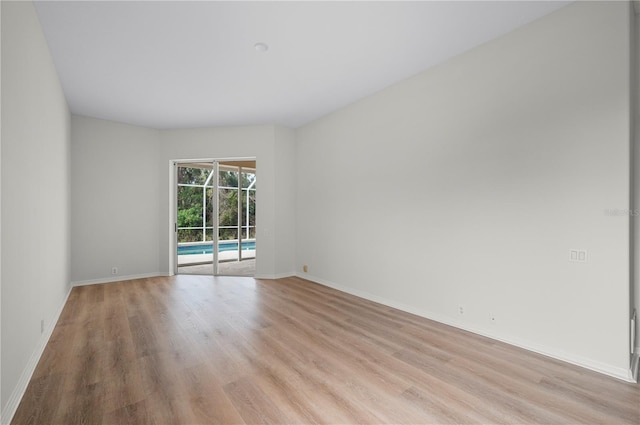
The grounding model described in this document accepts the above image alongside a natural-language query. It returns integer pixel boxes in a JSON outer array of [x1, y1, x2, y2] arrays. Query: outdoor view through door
[[176, 160, 256, 276]]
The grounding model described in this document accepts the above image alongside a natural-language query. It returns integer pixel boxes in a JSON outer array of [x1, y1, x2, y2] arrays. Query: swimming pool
[[178, 241, 256, 256]]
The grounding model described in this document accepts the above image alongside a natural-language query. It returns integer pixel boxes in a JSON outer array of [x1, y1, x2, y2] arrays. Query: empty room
[[1, 0, 640, 424]]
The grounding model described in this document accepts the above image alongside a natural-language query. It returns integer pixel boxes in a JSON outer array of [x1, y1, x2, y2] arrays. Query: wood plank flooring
[[11, 275, 640, 424]]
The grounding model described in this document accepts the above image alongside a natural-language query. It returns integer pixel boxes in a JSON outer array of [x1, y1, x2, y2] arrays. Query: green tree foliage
[[177, 167, 256, 242], [178, 166, 210, 185], [219, 170, 238, 188]]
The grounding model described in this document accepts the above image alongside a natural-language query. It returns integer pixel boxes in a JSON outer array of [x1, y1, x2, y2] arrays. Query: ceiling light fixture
[[254, 42, 269, 53]]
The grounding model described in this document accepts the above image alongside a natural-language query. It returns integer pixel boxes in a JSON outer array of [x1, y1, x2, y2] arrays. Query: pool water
[[178, 241, 256, 256]]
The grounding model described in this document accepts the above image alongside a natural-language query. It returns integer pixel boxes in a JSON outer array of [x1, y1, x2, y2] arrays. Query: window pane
[[219, 227, 238, 241], [205, 187, 214, 226], [218, 170, 238, 188], [177, 186, 203, 228], [178, 166, 211, 185], [242, 172, 256, 189], [241, 190, 256, 227], [178, 228, 201, 243], [218, 188, 238, 227]]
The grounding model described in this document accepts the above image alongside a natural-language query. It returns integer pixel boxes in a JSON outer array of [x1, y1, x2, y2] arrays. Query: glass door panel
[[176, 163, 214, 275], [175, 160, 256, 276], [217, 168, 239, 273]]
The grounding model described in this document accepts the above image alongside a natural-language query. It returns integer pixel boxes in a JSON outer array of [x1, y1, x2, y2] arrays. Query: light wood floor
[[12, 275, 640, 425]]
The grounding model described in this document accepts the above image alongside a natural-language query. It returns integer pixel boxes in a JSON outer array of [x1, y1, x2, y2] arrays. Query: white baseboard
[[296, 273, 635, 383], [72, 272, 169, 287], [254, 271, 295, 280], [1, 286, 72, 425], [72, 271, 296, 286]]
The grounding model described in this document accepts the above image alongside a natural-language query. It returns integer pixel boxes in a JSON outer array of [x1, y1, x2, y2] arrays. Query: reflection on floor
[[178, 258, 256, 276]]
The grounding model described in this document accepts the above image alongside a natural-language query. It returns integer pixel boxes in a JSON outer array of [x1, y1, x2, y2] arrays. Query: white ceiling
[[34, 1, 571, 130]]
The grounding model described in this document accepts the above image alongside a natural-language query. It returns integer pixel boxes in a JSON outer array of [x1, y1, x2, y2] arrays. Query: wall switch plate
[[111, 267, 118, 275], [569, 249, 587, 263]]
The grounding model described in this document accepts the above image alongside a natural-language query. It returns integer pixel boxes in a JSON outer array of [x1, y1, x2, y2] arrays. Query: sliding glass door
[[175, 160, 256, 276], [217, 164, 256, 275], [176, 162, 215, 275]]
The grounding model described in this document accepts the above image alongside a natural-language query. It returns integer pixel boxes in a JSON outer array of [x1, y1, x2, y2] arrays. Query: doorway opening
[[174, 160, 256, 276]]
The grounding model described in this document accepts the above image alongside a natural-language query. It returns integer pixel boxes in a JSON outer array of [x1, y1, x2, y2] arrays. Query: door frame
[[169, 157, 257, 276]]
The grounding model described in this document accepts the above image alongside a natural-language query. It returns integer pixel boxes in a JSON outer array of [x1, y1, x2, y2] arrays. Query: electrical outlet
[[40, 319, 44, 334], [111, 267, 118, 275], [458, 305, 464, 315], [303, 265, 308, 273]]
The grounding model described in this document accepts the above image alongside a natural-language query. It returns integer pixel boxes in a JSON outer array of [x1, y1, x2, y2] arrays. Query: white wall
[[70, 119, 297, 282], [1, 0, 71, 416], [295, 1, 632, 379], [0, 1, 4, 413], [274, 126, 296, 276], [634, 6, 640, 356], [70, 115, 160, 284], [159, 125, 296, 278], [0, 0, 4, 414]]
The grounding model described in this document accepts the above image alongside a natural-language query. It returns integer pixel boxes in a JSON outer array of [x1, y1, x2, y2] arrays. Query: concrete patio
[[177, 249, 256, 276]]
